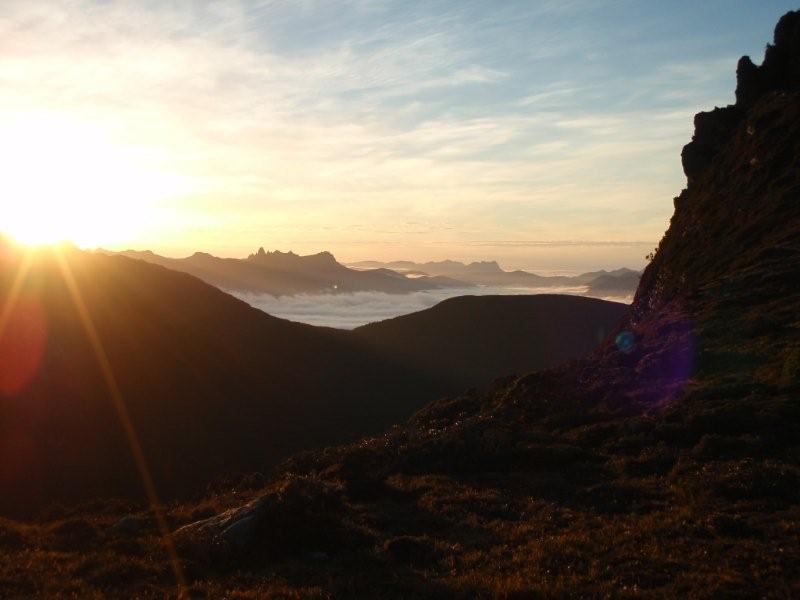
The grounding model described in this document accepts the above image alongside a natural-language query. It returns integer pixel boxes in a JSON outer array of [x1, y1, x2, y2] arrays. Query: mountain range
[[109, 247, 466, 297], [106, 248, 640, 299], [351, 258, 641, 292]]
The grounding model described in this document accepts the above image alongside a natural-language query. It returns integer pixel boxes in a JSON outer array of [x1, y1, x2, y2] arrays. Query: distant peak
[[464, 260, 503, 273], [248, 247, 279, 261], [312, 250, 336, 261], [246, 248, 342, 270], [303, 250, 341, 269]]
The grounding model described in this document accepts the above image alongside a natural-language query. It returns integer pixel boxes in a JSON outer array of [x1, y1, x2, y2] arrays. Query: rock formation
[[681, 10, 799, 184]]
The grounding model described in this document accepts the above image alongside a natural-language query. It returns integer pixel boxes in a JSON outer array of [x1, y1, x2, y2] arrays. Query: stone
[[110, 515, 148, 536], [173, 476, 344, 562]]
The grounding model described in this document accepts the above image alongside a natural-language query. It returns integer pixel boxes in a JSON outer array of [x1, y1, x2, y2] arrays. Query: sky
[[0, 0, 795, 271]]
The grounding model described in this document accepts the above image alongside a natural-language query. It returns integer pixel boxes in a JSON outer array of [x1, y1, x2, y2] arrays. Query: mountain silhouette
[[351, 259, 641, 294], [110, 248, 469, 296]]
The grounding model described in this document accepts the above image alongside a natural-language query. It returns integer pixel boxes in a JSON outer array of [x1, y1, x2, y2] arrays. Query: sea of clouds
[[233, 286, 631, 329]]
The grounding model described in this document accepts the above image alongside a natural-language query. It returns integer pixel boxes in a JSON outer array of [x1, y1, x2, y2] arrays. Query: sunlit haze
[[1, 1, 794, 270]]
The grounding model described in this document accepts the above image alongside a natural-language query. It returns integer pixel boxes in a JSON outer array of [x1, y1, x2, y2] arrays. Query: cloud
[[234, 284, 596, 329], [0, 0, 745, 265]]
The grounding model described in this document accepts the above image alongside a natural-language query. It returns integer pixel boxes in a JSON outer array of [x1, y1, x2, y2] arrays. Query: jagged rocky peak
[[247, 247, 341, 270], [738, 10, 800, 107], [634, 10, 800, 318], [681, 10, 800, 184], [247, 247, 298, 261]]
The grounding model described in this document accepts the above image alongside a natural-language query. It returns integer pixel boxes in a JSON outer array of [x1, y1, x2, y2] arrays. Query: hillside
[[0, 247, 620, 518], [1, 11, 798, 599], [355, 295, 626, 390], [0, 246, 464, 516], [112, 248, 468, 296]]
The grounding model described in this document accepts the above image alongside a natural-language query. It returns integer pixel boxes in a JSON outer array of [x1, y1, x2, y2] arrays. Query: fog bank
[[234, 286, 631, 329]]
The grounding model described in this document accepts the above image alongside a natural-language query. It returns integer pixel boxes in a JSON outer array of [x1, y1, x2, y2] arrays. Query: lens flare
[[0, 298, 46, 396], [615, 330, 636, 354]]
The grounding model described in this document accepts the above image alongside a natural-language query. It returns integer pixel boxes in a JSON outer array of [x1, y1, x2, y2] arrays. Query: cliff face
[[652, 10, 800, 316]]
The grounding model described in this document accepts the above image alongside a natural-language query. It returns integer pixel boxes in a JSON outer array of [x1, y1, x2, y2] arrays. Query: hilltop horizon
[[94, 243, 648, 275]]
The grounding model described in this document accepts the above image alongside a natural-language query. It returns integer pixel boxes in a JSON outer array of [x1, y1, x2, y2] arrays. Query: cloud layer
[[235, 285, 630, 329]]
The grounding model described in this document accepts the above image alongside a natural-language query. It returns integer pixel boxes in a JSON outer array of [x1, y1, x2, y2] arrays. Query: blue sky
[[0, 1, 796, 270]]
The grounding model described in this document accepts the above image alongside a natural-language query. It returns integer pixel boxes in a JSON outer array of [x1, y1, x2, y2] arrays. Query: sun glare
[[1, 112, 187, 248]]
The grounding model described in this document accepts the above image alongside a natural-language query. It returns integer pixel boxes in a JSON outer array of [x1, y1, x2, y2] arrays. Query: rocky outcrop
[[638, 87, 800, 318], [174, 476, 349, 562], [246, 248, 339, 271], [681, 10, 800, 184], [680, 105, 741, 185]]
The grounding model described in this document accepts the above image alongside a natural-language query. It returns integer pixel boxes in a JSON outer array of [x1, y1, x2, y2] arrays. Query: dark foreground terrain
[[1, 11, 799, 599]]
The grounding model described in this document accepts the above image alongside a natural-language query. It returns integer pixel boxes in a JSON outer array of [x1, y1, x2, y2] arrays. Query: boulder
[[173, 476, 346, 563]]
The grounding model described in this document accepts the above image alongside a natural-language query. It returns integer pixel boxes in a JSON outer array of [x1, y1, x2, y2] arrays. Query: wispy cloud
[[1, 0, 782, 268]]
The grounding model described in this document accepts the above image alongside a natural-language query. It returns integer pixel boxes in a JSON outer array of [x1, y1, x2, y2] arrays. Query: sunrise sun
[[1, 112, 185, 248]]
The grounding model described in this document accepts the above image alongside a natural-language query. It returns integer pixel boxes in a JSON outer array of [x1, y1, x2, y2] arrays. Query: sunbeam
[[51, 248, 187, 596], [0, 249, 33, 342]]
